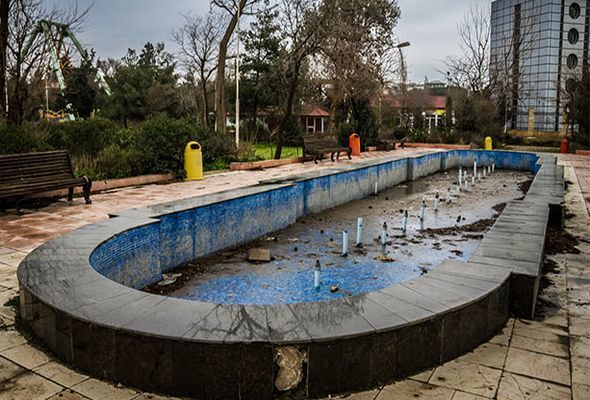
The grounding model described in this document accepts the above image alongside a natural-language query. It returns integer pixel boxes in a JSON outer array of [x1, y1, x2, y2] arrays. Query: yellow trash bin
[[184, 141, 203, 180], [485, 136, 493, 150]]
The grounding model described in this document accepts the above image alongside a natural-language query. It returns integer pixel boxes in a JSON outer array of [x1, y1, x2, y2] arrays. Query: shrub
[[41, 117, 119, 157], [0, 123, 50, 154]]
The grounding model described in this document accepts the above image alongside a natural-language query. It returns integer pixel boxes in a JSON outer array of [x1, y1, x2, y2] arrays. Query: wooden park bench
[[377, 132, 407, 151], [0, 150, 92, 208], [303, 134, 352, 164]]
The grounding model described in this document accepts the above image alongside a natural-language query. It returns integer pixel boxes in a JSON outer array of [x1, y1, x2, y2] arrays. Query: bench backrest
[[0, 151, 75, 187], [303, 134, 341, 150]]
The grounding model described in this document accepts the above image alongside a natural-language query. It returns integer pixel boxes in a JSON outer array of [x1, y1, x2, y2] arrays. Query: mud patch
[[518, 177, 534, 195], [544, 226, 581, 255]]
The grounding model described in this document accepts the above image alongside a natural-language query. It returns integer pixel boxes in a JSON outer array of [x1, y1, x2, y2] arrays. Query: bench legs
[[82, 177, 92, 205], [67, 187, 74, 202]]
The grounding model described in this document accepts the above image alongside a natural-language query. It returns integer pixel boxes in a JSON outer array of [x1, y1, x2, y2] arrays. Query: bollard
[[472, 175, 476, 186], [477, 172, 481, 181], [456, 184, 461, 195], [464, 176, 469, 190], [483, 167, 487, 178], [355, 218, 363, 247], [381, 222, 388, 254], [434, 193, 440, 212], [446, 188, 452, 203], [314, 260, 321, 290], [492, 163, 495, 173], [473, 160, 477, 177], [458, 167, 463, 186], [374, 182, 378, 195], [342, 230, 349, 257], [402, 210, 408, 235]]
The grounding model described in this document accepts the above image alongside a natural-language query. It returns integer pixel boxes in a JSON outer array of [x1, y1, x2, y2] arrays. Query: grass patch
[[252, 143, 302, 160]]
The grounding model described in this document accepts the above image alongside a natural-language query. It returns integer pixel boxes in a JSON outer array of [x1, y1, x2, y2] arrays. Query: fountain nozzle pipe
[[314, 260, 321, 290], [381, 222, 388, 254], [402, 210, 408, 235], [355, 218, 363, 247], [342, 230, 349, 257]]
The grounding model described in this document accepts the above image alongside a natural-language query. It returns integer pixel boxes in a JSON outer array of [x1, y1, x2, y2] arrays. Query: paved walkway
[[0, 150, 588, 400]]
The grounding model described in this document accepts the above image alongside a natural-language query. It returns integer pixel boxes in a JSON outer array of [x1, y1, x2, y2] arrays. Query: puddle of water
[[156, 170, 532, 305]]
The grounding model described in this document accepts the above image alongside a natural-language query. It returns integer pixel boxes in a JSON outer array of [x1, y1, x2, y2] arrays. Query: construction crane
[[20, 20, 111, 121]]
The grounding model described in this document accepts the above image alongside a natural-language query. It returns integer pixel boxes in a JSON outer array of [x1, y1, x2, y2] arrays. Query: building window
[[567, 54, 578, 69], [569, 3, 581, 19], [568, 28, 579, 44]]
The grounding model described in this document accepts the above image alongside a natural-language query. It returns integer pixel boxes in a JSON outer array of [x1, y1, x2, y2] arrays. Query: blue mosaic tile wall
[[89, 150, 540, 290], [90, 221, 161, 288]]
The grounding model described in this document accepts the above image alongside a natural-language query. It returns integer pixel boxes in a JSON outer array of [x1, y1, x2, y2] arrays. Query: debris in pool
[[451, 250, 464, 256], [248, 248, 271, 262], [157, 273, 182, 286], [265, 236, 277, 242], [293, 247, 298, 252], [288, 238, 299, 243], [419, 266, 428, 275], [330, 286, 339, 293], [375, 255, 395, 262]]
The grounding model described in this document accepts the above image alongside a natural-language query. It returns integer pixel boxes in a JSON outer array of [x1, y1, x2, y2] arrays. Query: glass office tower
[[491, 0, 587, 133]]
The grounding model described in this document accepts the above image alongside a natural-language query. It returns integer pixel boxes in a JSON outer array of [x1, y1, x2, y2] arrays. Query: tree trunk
[[200, 74, 208, 126], [215, 0, 245, 134], [274, 59, 301, 160], [0, 0, 9, 119]]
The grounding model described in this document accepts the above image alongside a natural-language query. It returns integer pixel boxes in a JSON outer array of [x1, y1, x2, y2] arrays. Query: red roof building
[[300, 105, 330, 134]]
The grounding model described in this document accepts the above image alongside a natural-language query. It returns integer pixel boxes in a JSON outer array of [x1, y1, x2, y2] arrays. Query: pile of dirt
[[423, 202, 506, 236], [144, 262, 207, 296], [518, 177, 534, 195], [544, 226, 580, 255]]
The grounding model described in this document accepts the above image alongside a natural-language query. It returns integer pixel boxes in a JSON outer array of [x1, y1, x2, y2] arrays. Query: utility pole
[[235, 2, 241, 149], [0, 0, 9, 119]]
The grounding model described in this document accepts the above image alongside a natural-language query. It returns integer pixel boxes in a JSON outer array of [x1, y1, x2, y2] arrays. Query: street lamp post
[[396, 42, 410, 129], [235, 3, 241, 149]]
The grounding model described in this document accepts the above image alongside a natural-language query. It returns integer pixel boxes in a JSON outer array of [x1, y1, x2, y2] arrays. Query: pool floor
[[152, 169, 532, 304]]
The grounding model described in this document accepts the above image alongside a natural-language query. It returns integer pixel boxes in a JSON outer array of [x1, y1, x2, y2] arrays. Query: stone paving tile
[[377, 380, 455, 399], [570, 316, 590, 337], [572, 356, 590, 386], [571, 335, 590, 359], [489, 319, 515, 347], [429, 360, 501, 398], [71, 378, 140, 400], [330, 389, 380, 400], [504, 347, 570, 386], [457, 342, 508, 369], [572, 383, 590, 400], [0, 372, 63, 400], [0, 356, 25, 382], [409, 368, 435, 383], [47, 389, 91, 400], [0, 343, 53, 370], [0, 330, 28, 352], [496, 372, 571, 400], [510, 326, 569, 358], [33, 361, 89, 388], [452, 392, 487, 400]]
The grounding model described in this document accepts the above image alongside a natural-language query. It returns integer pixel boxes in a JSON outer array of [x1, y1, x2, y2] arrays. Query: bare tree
[[272, 0, 328, 159], [173, 11, 225, 125], [316, 0, 400, 134], [444, 4, 491, 94], [211, 0, 262, 135]]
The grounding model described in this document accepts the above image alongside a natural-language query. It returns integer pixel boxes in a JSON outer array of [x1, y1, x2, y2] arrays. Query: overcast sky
[[62, 0, 490, 83]]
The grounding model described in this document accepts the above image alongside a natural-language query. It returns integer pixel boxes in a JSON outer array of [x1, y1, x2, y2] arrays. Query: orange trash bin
[[560, 139, 569, 154], [349, 133, 361, 156]]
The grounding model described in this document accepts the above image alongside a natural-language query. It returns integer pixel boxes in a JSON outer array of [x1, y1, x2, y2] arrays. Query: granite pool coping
[[16, 149, 564, 399]]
